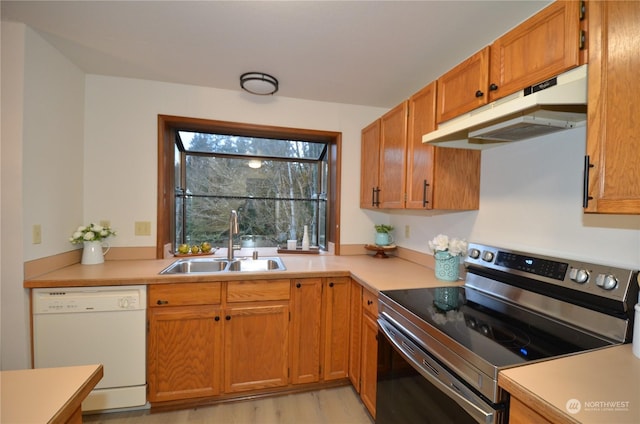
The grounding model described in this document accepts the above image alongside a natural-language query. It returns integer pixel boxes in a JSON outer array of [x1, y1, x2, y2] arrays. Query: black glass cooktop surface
[[380, 286, 613, 367]]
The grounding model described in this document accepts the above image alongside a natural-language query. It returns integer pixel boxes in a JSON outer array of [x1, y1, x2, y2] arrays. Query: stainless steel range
[[376, 243, 638, 424]]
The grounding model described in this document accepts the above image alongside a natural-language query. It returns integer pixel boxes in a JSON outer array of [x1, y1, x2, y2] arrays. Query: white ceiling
[[1, 0, 552, 108]]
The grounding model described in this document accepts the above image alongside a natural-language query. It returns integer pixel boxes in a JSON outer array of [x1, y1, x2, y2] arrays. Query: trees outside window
[[175, 132, 327, 250]]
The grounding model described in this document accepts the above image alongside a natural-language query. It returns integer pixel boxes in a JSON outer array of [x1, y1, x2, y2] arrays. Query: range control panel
[[465, 243, 637, 302]]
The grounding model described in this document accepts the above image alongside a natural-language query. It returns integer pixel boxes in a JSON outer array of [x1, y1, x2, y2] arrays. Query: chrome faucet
[[227, 210, 239, 260]]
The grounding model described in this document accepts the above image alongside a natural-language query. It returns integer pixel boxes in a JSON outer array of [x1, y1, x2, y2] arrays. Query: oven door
[[377, 317, 504, 424]]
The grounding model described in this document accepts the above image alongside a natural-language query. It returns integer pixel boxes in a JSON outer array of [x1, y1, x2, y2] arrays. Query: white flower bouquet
[[428, 234, 467, 257], [69, 223, 117, 244]]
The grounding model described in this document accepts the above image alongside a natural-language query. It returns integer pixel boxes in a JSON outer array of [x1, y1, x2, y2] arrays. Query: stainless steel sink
[[227, 258, 284, 272], [160, 257, 286, 275]]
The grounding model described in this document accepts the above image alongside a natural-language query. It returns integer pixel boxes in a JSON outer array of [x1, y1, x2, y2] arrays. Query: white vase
[[82, 240, 110, 265]]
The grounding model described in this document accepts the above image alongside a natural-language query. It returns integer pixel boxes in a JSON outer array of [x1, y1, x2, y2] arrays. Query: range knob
[[482, 251, 495, 262], [601, 274, 618, 291], [571, 269, 590, 284], [469, 248, 481, 259]]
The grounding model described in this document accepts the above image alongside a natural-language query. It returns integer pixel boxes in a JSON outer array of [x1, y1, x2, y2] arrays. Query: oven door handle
[[378, 318, 498, 424]]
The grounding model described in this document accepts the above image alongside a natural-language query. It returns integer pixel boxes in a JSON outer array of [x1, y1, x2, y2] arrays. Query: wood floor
[[83, 386, 374, 424]]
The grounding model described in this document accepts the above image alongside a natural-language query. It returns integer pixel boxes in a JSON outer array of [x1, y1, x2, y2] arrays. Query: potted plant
[[374, 224, 394, 246]]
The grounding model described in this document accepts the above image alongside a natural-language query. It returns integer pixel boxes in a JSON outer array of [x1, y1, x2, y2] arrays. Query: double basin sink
[[160, 257, 286, 275]]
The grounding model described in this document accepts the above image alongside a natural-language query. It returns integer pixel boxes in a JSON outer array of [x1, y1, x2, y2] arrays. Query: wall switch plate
[[32, 224, 42, 244], [134, 221, 151, 236], [404, 225, 410, 238]]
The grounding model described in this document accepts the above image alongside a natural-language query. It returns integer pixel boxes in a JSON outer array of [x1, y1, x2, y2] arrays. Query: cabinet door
[[431, 148, 480, 210], [489, 0, 581, 102], [406, 82, 437, 209], [323, 277, 351, 381], [223, 302, 289, 393], [290, 278, 322, 384], [379, 101, 408, 209], [436, 47, 490, 123], [348, 280, 362, 391], [360, 120, 381, 209], [586, 0, 640, 213], [360, 311, 379, 419], [148, 305, 222, 402]]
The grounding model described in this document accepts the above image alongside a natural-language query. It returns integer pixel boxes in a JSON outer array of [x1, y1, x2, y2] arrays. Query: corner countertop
[[0, 364, 104, 424], [24, 252, 455, 292], [499, 344, 640, 424]]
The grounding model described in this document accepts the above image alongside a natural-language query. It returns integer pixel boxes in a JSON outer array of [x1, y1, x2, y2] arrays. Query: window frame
[[157, 115, 342, 258]]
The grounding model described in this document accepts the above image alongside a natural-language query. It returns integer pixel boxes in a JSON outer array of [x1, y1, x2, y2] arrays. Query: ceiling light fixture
[[240, 72, 279, 96]]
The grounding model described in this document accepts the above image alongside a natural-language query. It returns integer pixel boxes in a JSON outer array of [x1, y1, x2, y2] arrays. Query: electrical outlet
[[134, 221, 151, 236], [100, 220, 111, 228], [32, 224, 42, 244], [404, 225, 410, 239]]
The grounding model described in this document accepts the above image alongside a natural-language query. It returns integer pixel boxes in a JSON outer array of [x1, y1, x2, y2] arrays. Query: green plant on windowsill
[[374, 224, 394, 234]]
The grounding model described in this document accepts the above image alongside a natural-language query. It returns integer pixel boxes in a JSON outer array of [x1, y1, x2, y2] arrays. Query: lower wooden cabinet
[[148, 277, 353, 406], [360, 288, 379, 418], [290, 277, 352, 384], [147, 283, 223, 402], [348, 283, 379, 418], [147, 280, 290, 402], [223, 302, 289, 393]]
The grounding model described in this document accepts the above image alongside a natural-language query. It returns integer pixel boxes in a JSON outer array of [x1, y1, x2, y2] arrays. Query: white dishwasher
[[32, 285, 147, 412]]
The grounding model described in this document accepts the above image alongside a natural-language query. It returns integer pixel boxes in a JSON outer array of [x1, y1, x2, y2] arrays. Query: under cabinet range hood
[[422, 64, 587, 149]]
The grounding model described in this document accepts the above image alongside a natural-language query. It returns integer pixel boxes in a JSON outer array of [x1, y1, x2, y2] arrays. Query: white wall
[[1, 23, 85, 369], [390, 128, 640, 267], [83, 75, 388, 247]]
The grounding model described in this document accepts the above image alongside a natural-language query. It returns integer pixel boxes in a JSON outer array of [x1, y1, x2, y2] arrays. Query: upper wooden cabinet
[[360, 120, 381, 209], [361, 86, 480, 211], [407, 82, 480, 210], [360, 102, 408, 209], [379, 102, 409, 209], [436, 47, 490, 124], [436, 0, 584, 124], [489, 0, 582, 102], [585, 0, 640, 214]]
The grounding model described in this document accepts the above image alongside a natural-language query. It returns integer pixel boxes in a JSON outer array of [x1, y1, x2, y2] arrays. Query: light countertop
[[1, 364, 103, 424], [499, 344, 640, 424], [24, 252, 453, 292]]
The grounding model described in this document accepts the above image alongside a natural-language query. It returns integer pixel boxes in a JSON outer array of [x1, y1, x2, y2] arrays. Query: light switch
[[134, 221, 151, 236], [32, 224, 42, 244], [405, 225, 410, 239]]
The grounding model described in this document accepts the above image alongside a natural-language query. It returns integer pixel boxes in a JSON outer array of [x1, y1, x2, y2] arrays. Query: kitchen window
[[157, 116, 342, 258]]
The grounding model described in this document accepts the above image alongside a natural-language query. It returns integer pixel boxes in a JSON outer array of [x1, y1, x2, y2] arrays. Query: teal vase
[[434, 251, 459, 282]]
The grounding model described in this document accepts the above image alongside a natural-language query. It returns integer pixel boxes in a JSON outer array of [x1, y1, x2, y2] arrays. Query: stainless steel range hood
[[422, 64, 587, 149]]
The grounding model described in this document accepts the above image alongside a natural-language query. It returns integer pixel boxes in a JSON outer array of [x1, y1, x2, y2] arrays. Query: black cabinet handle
[[225, 315, 231, 321], [583, 155, 594, 208], [372, 187, 381, 207], [475, 90, 484, 98], [296, 282, 301, 288], [489, 83, 498, 91], [367, 300, 373, 305], [329, 282, 334, 287], [156, 300, 169, 305], [214, 316, 220, 321], [422, 179, 430, 207]]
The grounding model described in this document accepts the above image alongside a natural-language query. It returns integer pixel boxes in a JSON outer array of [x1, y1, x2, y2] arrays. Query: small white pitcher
[[82, 240, 110, 265]]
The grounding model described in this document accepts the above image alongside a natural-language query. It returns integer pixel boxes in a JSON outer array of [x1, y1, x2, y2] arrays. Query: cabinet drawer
[[362, 288, 378, 317], [227, 280, 291, 302], [149, 282, 222, 307]]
